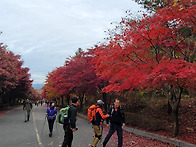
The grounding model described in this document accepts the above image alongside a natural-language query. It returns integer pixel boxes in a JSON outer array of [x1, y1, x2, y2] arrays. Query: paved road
[[0, 105, 107, 147]]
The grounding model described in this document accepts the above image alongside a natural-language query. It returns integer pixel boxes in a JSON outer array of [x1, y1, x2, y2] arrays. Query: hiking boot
[[49, 132, 52, 137], [102, 143, 106, 147]]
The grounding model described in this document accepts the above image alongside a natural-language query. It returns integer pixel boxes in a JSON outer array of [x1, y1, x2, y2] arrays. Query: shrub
[[125, 112, 167, 132], [124, 112, 143, 126]]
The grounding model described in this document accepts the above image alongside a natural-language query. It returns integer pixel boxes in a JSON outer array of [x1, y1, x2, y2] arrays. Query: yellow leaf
[[173, 2, 177, 7], [179, 7, 183, 11]]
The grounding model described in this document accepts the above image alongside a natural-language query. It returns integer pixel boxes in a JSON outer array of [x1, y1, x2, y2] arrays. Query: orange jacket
[[94, 107, 109, 126]]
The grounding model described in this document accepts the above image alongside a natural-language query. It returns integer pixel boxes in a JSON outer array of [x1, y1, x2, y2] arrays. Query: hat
[[72, 97, 78, 103], [97, 100, 104, 105]]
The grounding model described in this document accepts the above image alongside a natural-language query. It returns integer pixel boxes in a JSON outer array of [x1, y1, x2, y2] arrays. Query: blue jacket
[[46, 106, 57, 120]]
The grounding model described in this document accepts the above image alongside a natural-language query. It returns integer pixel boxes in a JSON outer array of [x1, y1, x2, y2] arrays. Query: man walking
[[103, 98, 125, 147], [23, 99, 32, 122], [91, 100, 109, 147], [62, 97, 78, 147]]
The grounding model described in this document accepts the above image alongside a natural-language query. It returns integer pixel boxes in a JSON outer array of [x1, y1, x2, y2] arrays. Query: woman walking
[[46, 102, 57, 137]]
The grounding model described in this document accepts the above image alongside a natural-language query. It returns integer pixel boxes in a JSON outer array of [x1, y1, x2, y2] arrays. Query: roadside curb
[[77, 113, 196, 147], [0, 105, 21, 111], [0, 105, 21, 117]]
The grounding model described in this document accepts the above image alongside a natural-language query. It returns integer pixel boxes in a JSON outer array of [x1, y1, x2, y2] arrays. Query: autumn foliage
[[92, 1, 196, 93], [43, 0, 195, 138], [91, 0, 195, 137], [90, 0, 195, 136], [0, 43, 34, 105], [42, 52, 105, 108]]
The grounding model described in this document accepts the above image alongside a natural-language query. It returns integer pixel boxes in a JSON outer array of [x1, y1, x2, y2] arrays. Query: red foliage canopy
[[43, 52, 103, 100], [0, 43, 32, 98], [91, 0, 196, 93]]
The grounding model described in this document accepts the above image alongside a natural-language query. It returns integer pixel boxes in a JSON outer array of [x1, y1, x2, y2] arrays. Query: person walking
[[23, 99, 33, 122], [91, 100, 109, 147], [102, 98, 125, 147], [36, 100, 39, 106], [62, 97, 78, 147], [46, 102, 57, 137]]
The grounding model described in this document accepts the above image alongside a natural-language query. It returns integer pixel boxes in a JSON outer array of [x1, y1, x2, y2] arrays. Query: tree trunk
[[79, 94, 84, 110], [9, 95, 12, 106], [102, 92, 107, 112], [66, 94, 70, 105], [61, 96, 64, 107], [168, 101, 172, 114], [173, 108, 179, 137], [168, 87, 183, 137], [0, 97, 2, 107]]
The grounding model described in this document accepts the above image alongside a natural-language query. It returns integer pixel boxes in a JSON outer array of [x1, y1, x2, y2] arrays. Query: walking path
[[0, 105, 195, 147], [78, 113, 196, 147]]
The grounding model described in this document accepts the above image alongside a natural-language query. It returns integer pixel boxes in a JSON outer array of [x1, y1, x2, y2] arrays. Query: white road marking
[[32, 110, 44, 147]]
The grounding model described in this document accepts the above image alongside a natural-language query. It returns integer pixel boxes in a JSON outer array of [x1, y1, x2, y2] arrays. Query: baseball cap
[[97, 100, 104, 105]]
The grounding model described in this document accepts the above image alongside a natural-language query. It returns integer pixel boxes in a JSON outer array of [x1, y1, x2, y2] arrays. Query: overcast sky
[[0, 0, 143, 84]]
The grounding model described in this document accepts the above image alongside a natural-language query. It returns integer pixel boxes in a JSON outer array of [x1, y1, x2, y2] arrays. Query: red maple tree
[[0, 43, 33, 104], [43, 52, 102, 108], [91, 0, 196, 136]]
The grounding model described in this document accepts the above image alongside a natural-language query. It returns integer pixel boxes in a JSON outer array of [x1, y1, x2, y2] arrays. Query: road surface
[[0, 105, 108, 147], [0, 105, 177, 147]]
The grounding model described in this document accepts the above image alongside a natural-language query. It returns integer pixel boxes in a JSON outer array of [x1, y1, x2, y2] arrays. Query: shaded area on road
[[0, 105, 180, 147], [0, 106, 39, 147]]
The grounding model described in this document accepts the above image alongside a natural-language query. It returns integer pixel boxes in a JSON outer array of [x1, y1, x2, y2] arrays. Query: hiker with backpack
[[23, 99, 33, 122], [88, 100, 109, 147], [62, 97, 78, 147], [102, 98, 125, 147], [46, 102, 57, 137]]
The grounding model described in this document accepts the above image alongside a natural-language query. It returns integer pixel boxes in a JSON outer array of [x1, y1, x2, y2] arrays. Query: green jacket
[[23, 102, 32, 111]]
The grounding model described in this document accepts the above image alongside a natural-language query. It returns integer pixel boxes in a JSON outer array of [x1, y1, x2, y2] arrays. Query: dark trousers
[[62, 125, 73, 147], [25, 110, 31, 121], [103, 124, 123, 147], [47, 119, 55, 133]]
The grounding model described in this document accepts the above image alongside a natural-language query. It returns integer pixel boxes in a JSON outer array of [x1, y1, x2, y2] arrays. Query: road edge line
[[32, 110, 44, 147]]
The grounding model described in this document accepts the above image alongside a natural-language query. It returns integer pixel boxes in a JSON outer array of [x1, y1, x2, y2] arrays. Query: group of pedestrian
[[62, 97, 125, 147], [34, 100, 43, 106], [45, 97, 79, 146], [22, 97, 125, 147], [90, 98, 125, 147]]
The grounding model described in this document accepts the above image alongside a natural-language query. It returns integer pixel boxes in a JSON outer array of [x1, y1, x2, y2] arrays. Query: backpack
[[87, 105, 98, 122], [57, 105, 70, 124]]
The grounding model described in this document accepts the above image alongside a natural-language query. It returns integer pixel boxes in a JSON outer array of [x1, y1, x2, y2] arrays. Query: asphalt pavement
[[0, 105, 106, 147]]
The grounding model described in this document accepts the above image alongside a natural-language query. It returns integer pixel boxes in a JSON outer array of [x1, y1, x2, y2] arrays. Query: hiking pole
[[100, 123, 103, 141], [55, 119, 58, 135], [99, 121, 104, 146], [41, 114, 47, 134]]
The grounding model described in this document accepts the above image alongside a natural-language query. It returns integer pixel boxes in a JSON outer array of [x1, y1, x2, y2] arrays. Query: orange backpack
[[87, 105, 98, 122]]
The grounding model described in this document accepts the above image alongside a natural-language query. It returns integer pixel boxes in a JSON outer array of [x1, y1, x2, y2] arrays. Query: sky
[[0, 0, 143, 84]]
